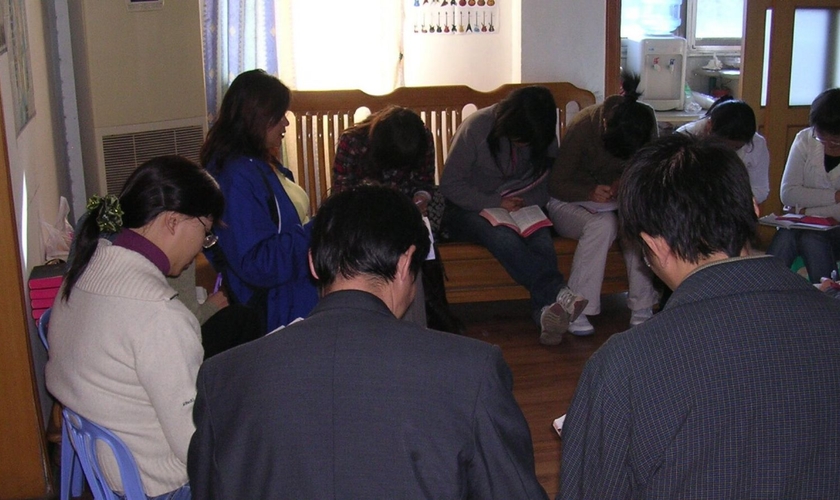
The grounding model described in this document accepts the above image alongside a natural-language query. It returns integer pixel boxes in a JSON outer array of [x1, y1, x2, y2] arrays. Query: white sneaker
[[630, 307, 654, 327], [539, 303, 569, 346], [555, 288, 588, 322], [568, 315, 595, 336]]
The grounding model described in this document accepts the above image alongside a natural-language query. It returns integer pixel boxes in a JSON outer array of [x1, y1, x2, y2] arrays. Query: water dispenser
[[625, 35, 687, 111]]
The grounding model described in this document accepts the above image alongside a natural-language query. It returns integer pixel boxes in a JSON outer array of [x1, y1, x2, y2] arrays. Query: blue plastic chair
[[62, 407, 147, 500], [38, 307, 85, 500], [37, 307, 51, 351]]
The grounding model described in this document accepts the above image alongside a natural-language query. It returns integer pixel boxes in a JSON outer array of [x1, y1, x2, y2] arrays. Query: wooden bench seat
[[198, 82, 630, 304]]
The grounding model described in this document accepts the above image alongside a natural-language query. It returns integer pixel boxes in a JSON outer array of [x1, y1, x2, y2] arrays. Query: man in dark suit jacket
[[558, 134, 840, 499], [188, 185, 547, 499]]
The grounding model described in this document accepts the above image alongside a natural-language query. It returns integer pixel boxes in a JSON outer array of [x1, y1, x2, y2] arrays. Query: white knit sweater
[[46, 240, 203, 496]]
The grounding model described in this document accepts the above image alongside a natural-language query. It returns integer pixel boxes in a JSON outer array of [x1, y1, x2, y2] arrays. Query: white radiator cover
[[95, 118, 205, 195]]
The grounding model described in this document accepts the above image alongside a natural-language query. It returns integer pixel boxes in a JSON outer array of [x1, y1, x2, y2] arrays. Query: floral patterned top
[[332, 126, 436, 199]]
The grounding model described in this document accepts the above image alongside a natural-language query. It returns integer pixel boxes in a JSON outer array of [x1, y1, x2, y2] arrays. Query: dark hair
[[63, 155, 224, 300], [349, 106, 428, 179], [200, 69, 291, 169], [618, 134, 757, 264], [602, 71, 657, 159], [706, 97, 757, 144], [809, 88, 840, 135], [310, 185, 429, 289], [488, 86, 557, 177]]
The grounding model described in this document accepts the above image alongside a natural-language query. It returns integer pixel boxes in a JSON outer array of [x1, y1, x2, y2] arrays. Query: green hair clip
[[86, 194, 124, 233]]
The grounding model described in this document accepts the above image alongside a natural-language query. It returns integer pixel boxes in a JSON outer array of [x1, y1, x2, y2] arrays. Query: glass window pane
[[761, 9, 771, 107], [789, 9, 840, 106], [622, 0, 682, 38], [695, 0, 744, 39]]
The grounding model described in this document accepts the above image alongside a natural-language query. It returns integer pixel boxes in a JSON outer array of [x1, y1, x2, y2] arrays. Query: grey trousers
[[546, 199, 659, 315]]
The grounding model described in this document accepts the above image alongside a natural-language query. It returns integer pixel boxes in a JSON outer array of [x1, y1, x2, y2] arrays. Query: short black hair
[[618, 134, 757, 264], [310, 185, 430, 289], [707, 98, 757, 144], [810, 88, 840, 135], [357, 105, 428, 178]]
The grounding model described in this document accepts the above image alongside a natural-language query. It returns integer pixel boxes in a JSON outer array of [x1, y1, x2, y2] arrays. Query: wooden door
[[741, 0, 840, 245], [0, 82, 51, 495]]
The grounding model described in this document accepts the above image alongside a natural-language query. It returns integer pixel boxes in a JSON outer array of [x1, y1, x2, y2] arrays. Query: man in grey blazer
[[188, 185, 547, 499], [558, 134, 840, 499]]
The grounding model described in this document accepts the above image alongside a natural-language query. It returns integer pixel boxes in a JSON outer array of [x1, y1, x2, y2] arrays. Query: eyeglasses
[[196, 218, 218, 249], [813, 129, 840, 148]]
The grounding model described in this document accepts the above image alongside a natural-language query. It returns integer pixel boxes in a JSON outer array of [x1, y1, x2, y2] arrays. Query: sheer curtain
[[276, 1, 405, 94], [203, 0, 405, 125], [202, 0, 278, 125]]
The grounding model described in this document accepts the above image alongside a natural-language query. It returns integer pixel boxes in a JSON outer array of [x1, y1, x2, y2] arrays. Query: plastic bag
[[40, 196, 74, 262]]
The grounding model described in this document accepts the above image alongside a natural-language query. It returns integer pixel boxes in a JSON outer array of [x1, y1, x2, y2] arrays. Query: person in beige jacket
[[46, 155, 223, 499]]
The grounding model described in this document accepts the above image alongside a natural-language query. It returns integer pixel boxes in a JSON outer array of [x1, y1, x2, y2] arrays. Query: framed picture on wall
[[0, 1, 7, 55], [8, 0, 34, 135]]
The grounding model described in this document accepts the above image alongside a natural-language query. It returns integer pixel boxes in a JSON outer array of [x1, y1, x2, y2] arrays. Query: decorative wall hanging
[[411, 0, 499, 35]]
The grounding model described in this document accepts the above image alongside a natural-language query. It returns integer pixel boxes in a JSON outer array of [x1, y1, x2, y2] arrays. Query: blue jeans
[[766, 227, 840, 283], [119, 484, 190, 500], [444, 203, 567, 321]]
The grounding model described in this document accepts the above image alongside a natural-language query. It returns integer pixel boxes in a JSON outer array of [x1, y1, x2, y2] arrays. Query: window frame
[[685, 0, 745, 53]]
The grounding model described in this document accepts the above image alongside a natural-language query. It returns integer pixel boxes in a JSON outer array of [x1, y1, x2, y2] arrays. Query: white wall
[[403, 1, 519, 91], [522, 0, 607, 100], [402, 0, 605, 98]]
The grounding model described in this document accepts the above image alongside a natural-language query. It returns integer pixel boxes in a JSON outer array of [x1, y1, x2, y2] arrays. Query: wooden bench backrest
[[285, 82, 596, 214]]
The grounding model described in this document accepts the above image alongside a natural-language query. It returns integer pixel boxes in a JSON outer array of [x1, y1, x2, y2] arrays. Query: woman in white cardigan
[[46, 156, 224, 499], [766, 88, 840, 282]]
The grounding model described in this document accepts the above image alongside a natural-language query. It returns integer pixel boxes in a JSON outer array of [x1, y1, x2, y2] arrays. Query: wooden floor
[[451, 292, 632, 498]]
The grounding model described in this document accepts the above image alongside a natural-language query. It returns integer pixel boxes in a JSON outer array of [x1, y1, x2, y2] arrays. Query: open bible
[[479, 205, 553, 237], [759, 213, 839, 231]]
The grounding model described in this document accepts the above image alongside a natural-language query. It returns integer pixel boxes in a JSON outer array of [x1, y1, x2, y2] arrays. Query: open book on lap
[[480, 205, 553, 237], [759, 213, 840, 231]]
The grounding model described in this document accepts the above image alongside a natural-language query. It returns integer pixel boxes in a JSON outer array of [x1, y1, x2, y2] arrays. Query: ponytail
[[603, 71, 656, 159], [62, 196, 124, 301]]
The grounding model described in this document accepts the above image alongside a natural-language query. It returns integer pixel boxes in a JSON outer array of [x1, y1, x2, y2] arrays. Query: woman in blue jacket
[[200, 69, 317, 333]]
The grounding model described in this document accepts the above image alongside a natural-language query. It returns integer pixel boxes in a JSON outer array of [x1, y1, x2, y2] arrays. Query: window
[[789, 8, 840, 106], [687, 0, 744, 51], [621, 0, 744, 52]]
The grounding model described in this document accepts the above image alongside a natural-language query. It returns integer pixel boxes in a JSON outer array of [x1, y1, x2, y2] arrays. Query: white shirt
[[677, 118, 771, 203]]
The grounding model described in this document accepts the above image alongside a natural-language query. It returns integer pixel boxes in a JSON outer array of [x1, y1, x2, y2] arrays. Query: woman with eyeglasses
[[201, 69, 318, 333], [46, 155, 224, 499], [767, 87, 840, 282]]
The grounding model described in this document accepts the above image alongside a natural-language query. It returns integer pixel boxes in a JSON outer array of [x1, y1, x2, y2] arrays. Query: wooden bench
[[197, 83, 630, 304]]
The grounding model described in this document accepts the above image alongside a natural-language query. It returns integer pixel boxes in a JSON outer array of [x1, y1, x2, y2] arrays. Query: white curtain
[[275, 1, 405, 94]]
